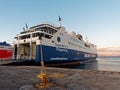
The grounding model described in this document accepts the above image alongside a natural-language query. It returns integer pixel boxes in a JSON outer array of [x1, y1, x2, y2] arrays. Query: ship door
[[17, 43, 36, 60], [21, 42, 36, 60], [19, 43, 30, 60], [23, 43, 30, 60]]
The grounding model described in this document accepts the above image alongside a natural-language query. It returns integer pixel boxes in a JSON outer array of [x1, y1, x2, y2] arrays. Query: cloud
[[98, 47, 120, 52], [97, 47, 120, 56]]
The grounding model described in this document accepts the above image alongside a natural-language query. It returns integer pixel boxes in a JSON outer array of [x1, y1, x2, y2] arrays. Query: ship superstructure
[[14, 23, 97, 63]]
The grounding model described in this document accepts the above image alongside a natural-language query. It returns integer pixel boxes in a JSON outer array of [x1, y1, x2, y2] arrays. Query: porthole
[[57, 37, 61, 42]]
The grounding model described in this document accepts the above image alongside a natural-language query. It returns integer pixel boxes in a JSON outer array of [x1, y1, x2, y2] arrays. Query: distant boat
[[13, 22, 97, 64], [0, 41, 13, 60]]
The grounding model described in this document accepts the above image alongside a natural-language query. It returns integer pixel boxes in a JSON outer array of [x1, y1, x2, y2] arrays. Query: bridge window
[[20, 34, 30, 39]]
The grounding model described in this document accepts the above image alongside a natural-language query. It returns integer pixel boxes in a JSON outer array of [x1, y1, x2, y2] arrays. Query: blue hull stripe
[[35, 45, 97, 63], [35, 45, 41, 63]]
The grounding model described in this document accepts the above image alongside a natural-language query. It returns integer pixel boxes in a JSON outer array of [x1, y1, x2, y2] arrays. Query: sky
[[0, 0, 120, 56]]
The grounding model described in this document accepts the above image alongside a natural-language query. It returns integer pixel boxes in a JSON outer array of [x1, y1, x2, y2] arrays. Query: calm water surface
[[96, 57, 120, 72], [66, 57, 120, 72]]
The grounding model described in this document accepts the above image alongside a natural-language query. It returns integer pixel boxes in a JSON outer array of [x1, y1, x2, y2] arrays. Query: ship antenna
[[58, 16, 62, 26], [25, 23, 28, 30], [23, 27, 25, 31]]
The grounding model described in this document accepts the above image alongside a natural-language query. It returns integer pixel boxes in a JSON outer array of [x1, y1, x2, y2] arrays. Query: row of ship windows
[[18, 33, 52, 40], [71, 37, 83, 44], [35, 27, 57, 34], [68, 41, 95, 52], [18, 26, 57, 40], [84, 54, 96, 57], [68, 41, 83, 48], [0, 46, 4, 48]]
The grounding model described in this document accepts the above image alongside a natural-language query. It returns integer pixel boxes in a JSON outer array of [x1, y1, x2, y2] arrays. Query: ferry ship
[[13, 22, 97, 64], [0, 41, 13, 60]]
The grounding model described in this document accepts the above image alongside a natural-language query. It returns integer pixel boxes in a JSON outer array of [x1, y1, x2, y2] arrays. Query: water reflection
[[97, 57, 120, 72], [49, 58, 120, 72], [54, 60, 99, 70], [69, 60, 98, 70]]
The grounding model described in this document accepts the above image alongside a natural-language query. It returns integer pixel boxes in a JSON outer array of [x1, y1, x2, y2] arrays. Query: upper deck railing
[[30, 22, 60, 30]]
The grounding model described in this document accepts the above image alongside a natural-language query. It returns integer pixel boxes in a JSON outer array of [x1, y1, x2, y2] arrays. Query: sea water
[[96, 57, 120, 72], [68, 57, 120, 72]]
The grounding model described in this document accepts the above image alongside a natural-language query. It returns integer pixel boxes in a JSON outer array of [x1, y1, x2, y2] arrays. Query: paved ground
[[0, 66, 120, 90]]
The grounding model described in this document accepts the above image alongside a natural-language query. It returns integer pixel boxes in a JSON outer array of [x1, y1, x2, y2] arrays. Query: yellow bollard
[[36, 73, 48, 88]]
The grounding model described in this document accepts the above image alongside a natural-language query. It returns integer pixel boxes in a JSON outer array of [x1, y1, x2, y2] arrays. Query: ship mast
[[58, 16, 62, 26]]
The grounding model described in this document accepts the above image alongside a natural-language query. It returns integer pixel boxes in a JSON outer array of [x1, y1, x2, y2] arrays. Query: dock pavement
[[0, 66, 120, 90]]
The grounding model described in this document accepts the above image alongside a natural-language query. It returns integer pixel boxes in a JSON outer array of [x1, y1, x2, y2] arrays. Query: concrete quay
[[0, 66, 120, 90]]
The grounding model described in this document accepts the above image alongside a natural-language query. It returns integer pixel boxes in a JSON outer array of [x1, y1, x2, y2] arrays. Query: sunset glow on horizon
[[97, 47, 120, 57]]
